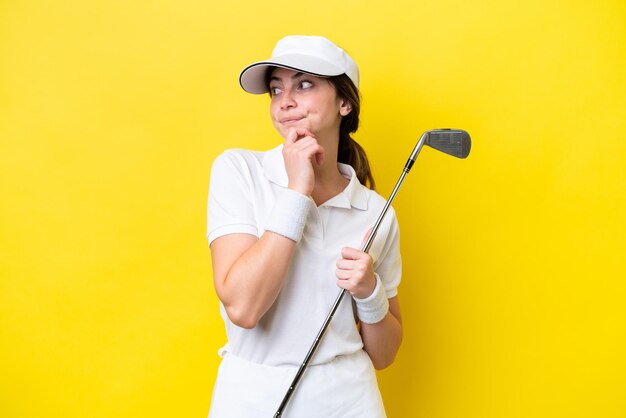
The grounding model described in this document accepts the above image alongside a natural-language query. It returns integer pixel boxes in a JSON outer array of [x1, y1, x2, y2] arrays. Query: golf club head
[[425, 129, 471, 159], [405, 129, 472, 172]]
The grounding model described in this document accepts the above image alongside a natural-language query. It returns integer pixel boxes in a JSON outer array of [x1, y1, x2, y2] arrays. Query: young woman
[[207, 35, 402, 417]]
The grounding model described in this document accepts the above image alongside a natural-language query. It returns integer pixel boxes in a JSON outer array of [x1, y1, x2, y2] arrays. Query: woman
[[207, 35, 402, 417]]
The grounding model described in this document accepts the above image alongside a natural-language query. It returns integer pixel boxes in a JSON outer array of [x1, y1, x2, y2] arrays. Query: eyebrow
[[269, 71, 305, 83]]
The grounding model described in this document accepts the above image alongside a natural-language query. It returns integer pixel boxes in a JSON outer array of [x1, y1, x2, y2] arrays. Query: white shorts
[[208, 349, 386, 418]]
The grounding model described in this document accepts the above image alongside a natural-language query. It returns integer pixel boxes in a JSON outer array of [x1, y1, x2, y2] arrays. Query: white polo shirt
[[207, 145, 402, 367]]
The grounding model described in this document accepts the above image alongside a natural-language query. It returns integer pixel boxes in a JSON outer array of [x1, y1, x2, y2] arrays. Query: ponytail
[[332, 74, 375, 190], [338, 135, 375, 190]]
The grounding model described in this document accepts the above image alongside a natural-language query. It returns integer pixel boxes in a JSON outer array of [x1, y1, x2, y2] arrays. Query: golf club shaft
[[273, 166, 413, 417], [273, 128, 470, 416]]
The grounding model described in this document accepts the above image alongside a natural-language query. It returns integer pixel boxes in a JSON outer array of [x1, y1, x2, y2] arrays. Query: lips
[[280, 116, 305, 125]]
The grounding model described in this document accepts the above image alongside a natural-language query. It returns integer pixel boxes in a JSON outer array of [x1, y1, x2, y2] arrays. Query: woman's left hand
[[336, 230, 376, 299]]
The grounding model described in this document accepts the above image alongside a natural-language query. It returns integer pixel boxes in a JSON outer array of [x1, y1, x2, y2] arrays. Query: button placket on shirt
[[305, 204, 325, 245]]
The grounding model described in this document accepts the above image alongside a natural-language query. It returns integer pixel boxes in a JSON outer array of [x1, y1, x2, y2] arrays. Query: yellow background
[[1, 0, 625, 417]]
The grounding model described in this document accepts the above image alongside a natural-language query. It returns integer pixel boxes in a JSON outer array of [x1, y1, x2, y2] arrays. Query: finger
[[285, 127, 299, 145], [336, 279, 356, 294], [286, 127, 315, 144], [286, 144, 322, 167], [341, 246, 369, 261], [284, 133, 317, 152], [335, 269, 351, 280], [294, 127, 315, 139], [287, 136, 317, 151], [294, 141, 324, 165], [336, 258, 360, 271], [290, 140, 325, 164]]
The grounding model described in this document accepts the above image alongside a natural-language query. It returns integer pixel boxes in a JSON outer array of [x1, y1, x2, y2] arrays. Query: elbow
[[232, 316, 258, 330], [368, 333, 403, 370], [371, 354, 396, 370], [225, 304, 260, 329]]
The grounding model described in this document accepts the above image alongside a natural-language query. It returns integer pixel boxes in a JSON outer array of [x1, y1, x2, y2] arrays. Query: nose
[[280, 89, 296, 110]]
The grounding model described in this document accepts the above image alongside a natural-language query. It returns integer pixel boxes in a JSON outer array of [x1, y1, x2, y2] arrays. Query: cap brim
[[239, 54, 344, 94]]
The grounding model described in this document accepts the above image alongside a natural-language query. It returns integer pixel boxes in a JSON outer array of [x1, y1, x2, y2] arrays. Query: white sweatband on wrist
[[264, 188, 311, 242], [354, 273, 389, 324]]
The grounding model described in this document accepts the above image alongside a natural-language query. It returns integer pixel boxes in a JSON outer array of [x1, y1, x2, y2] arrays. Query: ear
[[339, 99, 352, 117]]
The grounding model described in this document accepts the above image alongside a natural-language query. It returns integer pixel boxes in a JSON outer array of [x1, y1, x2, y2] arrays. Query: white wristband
[[264, 188, 311, 242], [353, 273, 389, 324]]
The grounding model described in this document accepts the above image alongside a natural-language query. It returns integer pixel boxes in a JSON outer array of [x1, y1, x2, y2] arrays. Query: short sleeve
[[207, 150, 259, 245], [372, 208, 402, 298]]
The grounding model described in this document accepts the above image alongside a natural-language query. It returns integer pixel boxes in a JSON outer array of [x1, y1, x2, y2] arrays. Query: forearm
[[360, 297, 403, 369], [212, 182, 312, 328], [212, 232, 297, 328]]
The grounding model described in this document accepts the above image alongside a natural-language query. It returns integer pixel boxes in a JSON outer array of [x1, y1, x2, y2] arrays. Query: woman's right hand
[[282, 127, 324, 196]]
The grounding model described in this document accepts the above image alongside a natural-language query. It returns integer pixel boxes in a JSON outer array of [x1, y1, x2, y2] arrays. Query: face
[[268, 67, 352, 140]]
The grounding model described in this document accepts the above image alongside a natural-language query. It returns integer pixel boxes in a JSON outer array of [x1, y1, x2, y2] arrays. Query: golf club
[[273, 128, 472, 417]]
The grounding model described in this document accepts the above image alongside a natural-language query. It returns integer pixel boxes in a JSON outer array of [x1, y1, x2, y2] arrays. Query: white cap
[[239, 35, 360, 94]]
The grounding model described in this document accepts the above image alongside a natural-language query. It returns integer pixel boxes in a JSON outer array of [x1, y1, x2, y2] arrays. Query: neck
[[310, 132, 349, 205]]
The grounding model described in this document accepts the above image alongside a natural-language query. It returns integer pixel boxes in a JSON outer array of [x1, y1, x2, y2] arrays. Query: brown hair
[[329, 74, 375, 190], [265, 69, 375, 190]]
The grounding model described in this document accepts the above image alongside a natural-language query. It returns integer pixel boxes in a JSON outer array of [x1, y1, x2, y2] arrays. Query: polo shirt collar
[[262, 144, 368, 210]]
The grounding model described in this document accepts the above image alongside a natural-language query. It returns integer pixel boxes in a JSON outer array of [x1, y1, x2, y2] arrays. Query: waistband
[[209, 348, 385, 418]]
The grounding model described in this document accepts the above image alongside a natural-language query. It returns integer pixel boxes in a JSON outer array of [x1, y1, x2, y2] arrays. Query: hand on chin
[[279, 119, 312, 138]]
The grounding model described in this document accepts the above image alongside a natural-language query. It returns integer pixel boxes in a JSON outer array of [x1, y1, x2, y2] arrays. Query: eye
[[269, 85, 283, 96], [298, 80, 313, 90]]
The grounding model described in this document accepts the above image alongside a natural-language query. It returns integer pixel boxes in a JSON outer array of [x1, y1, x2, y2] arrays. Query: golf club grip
[[273, 169, 409, 417]]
